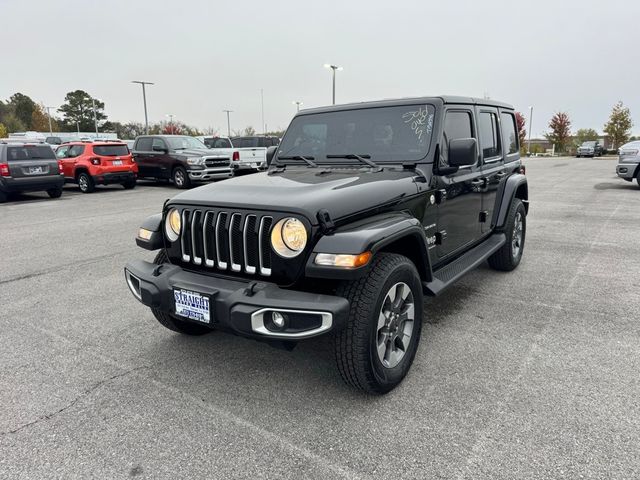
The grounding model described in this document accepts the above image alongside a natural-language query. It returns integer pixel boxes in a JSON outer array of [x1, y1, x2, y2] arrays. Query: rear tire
[[172, 166, 191, 189], [47, 187, 63, 198], [77, 172, 95, 193], [488, 198, 526, 271], [122, 179, 136, 189], [636, 169, 640, 188], [150, 250, 211, 336], [334, 253, 423, 394]]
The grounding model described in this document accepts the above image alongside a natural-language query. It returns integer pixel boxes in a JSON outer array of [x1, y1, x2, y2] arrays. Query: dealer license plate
[[29, 166, 43, 174], [112, 160, 123, 165], [173, 288, 211, 323]]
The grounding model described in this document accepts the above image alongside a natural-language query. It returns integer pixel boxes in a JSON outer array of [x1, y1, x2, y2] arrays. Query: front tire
[[172, 166, 191, 189], [334, 253, 423, 394], [47, 187, 63, 198], [488, 198, 526, 271], [150, 250, 211, 336], [77, 172, 95, 193]]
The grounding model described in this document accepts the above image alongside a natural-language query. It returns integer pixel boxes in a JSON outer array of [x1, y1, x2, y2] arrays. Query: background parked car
[[230, 136, 280, 173], [56, 141, 137, 193], [0, 140, 64, 202], [616, 140, 640, 186], [576, 140, 604, 157], [45, 135, 79, 146], [132, 135, 233, 188]]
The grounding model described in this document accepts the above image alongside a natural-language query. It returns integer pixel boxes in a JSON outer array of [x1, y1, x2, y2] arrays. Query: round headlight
[[165, 208, 181, 242], [271, 217, 307, 258]]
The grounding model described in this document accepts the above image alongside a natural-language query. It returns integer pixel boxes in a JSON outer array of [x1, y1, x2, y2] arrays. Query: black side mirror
[[152, 145, 167, 153], [266, 146, 277, 166], [449, 138, 477, 167]]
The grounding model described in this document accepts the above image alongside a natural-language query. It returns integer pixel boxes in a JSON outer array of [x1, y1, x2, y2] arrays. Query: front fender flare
[[136, 213, 163, 250], [305, 212, 433, 281]]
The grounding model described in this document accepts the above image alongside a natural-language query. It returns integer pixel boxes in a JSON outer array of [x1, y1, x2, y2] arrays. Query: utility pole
[[527, 106, 534, 156], [223, 110, 233, 137], [292, 101, 303, 113], [324, 64, 343, 105], [45, 106, 54, 135], [92, 98, 99, 138], [261, 89, 265, 135], [166, 114, 174, 134], [132, 81, 154, 134]]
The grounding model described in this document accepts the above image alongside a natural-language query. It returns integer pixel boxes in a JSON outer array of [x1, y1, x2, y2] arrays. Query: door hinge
[[479, 211, 489, 223], [435, 189, 447, 204], [317, 209, 336, 234]]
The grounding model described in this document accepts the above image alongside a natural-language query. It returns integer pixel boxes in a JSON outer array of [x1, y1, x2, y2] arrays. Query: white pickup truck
[[197, 136, 279, 175]]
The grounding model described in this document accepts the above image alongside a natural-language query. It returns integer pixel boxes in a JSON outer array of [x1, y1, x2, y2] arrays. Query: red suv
[[56, 141, 138, 193]]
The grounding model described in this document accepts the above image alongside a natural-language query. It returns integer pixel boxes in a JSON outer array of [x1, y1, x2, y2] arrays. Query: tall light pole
[[45, 106, 55, 135], [166, 114, 174, 134], [92, 97, 99, 137], [292, 101, 303, 113], [261, 89, 265, 135], [132, 80, 154, 134], [223, 110, 233, 137], [324, 64, 343, 105], [527, 106, 534, 156]]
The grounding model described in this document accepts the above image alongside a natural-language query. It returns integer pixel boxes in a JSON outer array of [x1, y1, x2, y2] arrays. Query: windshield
[[277, 104, 435, 164], [204, 138, 232, 148], [582, 141, 597, 147], [93, 144, 129, 156], [165, 136, 206, 150], [7, 145, 55, 161]]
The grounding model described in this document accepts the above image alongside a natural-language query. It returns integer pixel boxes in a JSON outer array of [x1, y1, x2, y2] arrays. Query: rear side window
[[478, 112, 502, 160], [204, 138, 232, 148], [6, 145, 56, 161], [500, 112, 518, 155], [67, 145, 85, 158], [135, 138, 153, 151], [93, 145, 129, 156], [441, 111, 473, 167]]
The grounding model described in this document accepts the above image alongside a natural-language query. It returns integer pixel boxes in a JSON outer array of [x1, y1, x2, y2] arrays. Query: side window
[[478, 112, 502, 160], [152, 138, 166, 150], [234, 138, 247, 148], [500, 112, 518, 155], [56, 146, 69, 158], [67, 145, 85, 157], [440, 110, 473, 167], [136, 137, 152, 151]]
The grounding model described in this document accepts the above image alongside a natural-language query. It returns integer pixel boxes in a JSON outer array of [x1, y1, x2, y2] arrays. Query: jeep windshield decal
[[277, 104, 435, 164]]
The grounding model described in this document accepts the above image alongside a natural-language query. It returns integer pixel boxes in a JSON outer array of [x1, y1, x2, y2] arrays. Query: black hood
[[168, 167, 420, 224]]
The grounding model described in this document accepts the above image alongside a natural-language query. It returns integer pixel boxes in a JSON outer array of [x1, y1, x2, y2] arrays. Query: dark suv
[[0, 141, 64, 202], [132, 135, 233, 188], [125, 96, 528, 393]]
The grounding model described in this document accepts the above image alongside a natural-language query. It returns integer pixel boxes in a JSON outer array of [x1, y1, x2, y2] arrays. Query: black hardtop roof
[[299, 96, 514, 115]]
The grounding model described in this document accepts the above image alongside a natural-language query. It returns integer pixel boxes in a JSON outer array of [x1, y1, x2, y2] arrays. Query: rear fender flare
[[493, 174, 528, 229]]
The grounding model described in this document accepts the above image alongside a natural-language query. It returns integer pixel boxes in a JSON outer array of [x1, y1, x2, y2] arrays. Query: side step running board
[[423, 233, 506, 296]]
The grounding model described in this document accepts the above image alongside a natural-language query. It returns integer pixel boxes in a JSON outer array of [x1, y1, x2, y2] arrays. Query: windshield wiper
[[277, 155, 317, 167], [326, 153, 380, 169]]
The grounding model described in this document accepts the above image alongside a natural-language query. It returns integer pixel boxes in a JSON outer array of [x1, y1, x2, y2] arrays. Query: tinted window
[[56, 146, 69, 158], [500, 112, 518, 155], [204, 138, 232, 148], [46, 137, 62, 145], [277, 104, 435, 163], [67, 145, 85, 158], [7, 145, 56, 161], [152, 138, 166, 150], [93, 145, 129, 156], [136, 137, 153, 151], [441, 111, 473, 167], [478, 112, 501, 159]]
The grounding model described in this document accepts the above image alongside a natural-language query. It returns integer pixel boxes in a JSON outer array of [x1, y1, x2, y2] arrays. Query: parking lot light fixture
[[324, 64, 343, 105], [166, 114, 175, 135], [132, 81, 154, 134], [293, 101, 303, 112], [528, 106, 534, 156], [223, 110, 233, 137]]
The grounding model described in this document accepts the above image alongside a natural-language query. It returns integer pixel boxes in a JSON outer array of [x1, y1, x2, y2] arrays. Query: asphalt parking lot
[[1, 157, 639, 479]]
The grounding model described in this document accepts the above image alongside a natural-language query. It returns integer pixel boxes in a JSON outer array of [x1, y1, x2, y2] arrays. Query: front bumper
[[124, 259, 350, 340], [94, 171, 136, 185], [188, 167, 233, 181], [616, 161, 639, 180], [577, 150, 594, 156]]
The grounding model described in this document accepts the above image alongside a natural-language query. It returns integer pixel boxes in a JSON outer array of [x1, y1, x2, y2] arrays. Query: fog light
[[272, 312, 286, 329]]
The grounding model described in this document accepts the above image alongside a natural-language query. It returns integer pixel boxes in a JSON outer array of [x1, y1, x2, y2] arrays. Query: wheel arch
[[74, 166, 91, 179], [493, 174, 528, 229]]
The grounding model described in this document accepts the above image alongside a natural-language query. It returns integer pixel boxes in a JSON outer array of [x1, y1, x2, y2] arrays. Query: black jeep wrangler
[[125, 96, 528, 394]]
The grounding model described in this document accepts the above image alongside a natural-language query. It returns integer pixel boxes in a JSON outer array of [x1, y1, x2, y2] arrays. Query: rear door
[[477, 108, 508, 233], [6, 145, 59, 179], [64, 144, 86, 178], [150, 137, 171, 178], [133, 137, 153, 177]]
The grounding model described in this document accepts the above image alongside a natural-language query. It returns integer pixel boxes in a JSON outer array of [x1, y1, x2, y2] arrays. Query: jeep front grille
[[179, 208, 272, 276]]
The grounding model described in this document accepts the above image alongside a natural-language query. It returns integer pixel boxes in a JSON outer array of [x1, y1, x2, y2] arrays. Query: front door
[[433, 108, 484, 260]]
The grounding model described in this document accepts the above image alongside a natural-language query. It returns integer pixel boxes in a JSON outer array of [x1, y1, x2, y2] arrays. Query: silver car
[[616, 140, 640, 185]]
